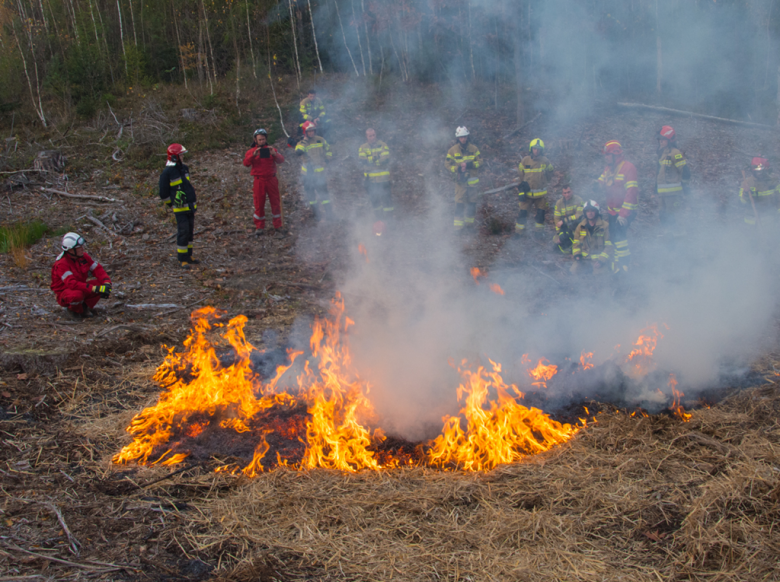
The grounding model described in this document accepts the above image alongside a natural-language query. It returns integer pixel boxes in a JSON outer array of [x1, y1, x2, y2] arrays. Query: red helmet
[[752, 157, 769, 171], [302, 121, 317, 133], [659, 126, 676, 140], [167, 143, 187, 163], [603, 140, 622, 155]]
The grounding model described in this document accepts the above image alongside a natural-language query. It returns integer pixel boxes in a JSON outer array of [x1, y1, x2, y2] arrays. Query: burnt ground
[[2, 82, 780, 580]]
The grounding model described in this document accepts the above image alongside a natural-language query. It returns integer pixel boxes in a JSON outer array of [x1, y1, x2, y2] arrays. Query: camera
[[258, 146, 271, 159]]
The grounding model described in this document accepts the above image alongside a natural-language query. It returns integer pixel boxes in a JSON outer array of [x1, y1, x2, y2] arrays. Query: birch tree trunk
[[333, 0, 359, 76], [361, 0, 372, 75], [307, 0, 323, 73], [288, 0, 302, 88], [245, 0, 257, 78], [12, 21, 46, 126], [201, 0, 218, 88], [117, 0, 129, 76], [172, 0, 188, 88], [351, 0, 366, 75]]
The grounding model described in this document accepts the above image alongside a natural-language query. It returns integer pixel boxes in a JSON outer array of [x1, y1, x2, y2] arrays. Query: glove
[[91, 283, 111, 298], [617, 215, 628, 227], [518, 181, 531, 194]]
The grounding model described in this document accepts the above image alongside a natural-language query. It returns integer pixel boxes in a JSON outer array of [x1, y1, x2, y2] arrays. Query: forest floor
[[1, 81, 780, 581]]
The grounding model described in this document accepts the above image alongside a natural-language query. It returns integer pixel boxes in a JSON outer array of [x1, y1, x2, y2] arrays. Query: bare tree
[[307, 0, 323, 73], [333, 0, 359, 76]]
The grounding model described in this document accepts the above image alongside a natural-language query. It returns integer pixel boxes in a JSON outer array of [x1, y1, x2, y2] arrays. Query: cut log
[[616, 103, 774, 129]]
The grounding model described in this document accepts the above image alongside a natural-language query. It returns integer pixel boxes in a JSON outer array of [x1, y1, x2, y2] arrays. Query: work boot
[[180, 261, 191, 270], [255, 228, 265, 237], [63, 309, 84, 322], [188, 258, 201, 265], [81, 309, 95, 319]]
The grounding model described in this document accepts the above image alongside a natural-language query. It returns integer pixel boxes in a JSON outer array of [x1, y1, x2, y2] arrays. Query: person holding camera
[[243, 128, 286, 236]]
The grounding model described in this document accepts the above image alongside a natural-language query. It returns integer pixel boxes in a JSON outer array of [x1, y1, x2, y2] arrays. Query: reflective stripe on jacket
[[50, 251, 110, 296], [554, 195, 584, 233], [159, 162, 197, 213], [295, 136, 332, 173], [739, 175, 780, 205], [358, 140, 390, 183], [518, 155, 553, 197], [446, 142, 481, 187], [657, 147, 688, 194], [598, 159, 639, 218], [572, 217, 613, 262], [299, 97, 326, 125]]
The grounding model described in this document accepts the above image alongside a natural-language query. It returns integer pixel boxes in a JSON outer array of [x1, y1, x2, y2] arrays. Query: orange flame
[[471, 267, 483, 283], [668, 373, 691, 422], [625, 324, 663, 377], [489, 283, 505, 295], [580, 351, 594, 370], [114, 297, 582, 475], [427, 360, 578, 471], [358, 243, 369, 263], [527, 358, 558, 388]]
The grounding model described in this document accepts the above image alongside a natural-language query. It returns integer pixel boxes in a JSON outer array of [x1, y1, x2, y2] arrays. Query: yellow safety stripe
[[170, 178, 183, 186], [625, 181, 638, 189], [675, 160, 687, 167], [367, 171, 390, 177], [172, 203, 196, 212], [622, 202, 638, 210], [467, 177, 479, 186], [756, 189, 777, 196], [657, 183, 683, 193]]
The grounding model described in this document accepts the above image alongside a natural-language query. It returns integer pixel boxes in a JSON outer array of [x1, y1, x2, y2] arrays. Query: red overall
[[243, 146, 285, 230], [50, 252, 110, 314]]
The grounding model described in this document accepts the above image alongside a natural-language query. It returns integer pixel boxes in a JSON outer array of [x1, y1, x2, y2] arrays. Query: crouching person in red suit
[[50, 232, 111, 320], [243, 128, 287, 236]]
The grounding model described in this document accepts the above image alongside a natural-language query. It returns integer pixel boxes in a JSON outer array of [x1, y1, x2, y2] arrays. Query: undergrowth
[[0, 220, 49, 268]]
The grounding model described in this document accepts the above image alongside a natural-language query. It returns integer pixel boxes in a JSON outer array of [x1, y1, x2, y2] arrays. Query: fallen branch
[[95, 323, 153, 338], [616, 102, 775, 129], [0, 286, 49, 293], [126, 303, 181, 310], [482, 182, 520, 195], [1, 542, 125, 572], [501, 112, 542, 141], [41, 188, 119, 203], [86, 215, 117, 236], [44, 502, 80, 556]]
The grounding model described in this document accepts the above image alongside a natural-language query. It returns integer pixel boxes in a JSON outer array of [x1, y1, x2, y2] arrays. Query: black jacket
[[159, 162, 197, 212]]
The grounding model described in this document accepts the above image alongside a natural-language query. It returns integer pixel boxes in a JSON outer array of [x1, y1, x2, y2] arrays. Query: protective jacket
[[739, 173, 780, 223], [554, 195, 584, 234], [518, 155, 554, 198], [358, 140, 390, 183], [295, 136, 331, 174], [299, 97, 326, 126], [51, 251, 110, 296], [598, 159, 638, 218], [159, 162, 197, 212], [656, 147, 690, 194], [445, 142, 481, 188], [572, 217, 613, 263], [243, 146, 285, 178]]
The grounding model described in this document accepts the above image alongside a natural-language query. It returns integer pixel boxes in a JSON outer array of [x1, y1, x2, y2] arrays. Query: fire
[[668, 373, 691, 422], [580, 351, 594, 370], [358, 243, 369, 263], [426, 360, 578, 471], [527, 358, 558, 388], [470, 267, 483, 283], [114, 296, 582, 475], [625, 324, 663, 377], [489, 283, 504, 295]]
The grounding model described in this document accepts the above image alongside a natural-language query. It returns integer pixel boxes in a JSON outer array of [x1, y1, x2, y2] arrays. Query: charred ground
[[1, 82, 780, 580]]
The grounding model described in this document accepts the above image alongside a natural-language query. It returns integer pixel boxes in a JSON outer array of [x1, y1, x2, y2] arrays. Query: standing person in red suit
[[50, 232, 111, 320], [243, 128, 287, 236]]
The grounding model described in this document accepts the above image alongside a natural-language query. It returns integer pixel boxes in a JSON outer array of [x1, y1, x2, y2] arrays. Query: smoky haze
[[275, 0, 780, 441]]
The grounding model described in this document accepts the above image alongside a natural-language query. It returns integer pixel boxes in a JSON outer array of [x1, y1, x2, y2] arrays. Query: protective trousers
[[367, 182, 394, 220], [659, 193, 683, 229], [253, 176, 283, 230], [57, 286, 101, 314], [608, 214, 632, 273], [176, 211, 195, 262], [304, 173, 332, 220], [516, 195, 547, 232], [454, 184, 480, 229], [557, 223, 575, 253]]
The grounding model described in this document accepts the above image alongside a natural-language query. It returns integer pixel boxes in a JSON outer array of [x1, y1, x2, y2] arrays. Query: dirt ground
[[2, 84, 780, 580]]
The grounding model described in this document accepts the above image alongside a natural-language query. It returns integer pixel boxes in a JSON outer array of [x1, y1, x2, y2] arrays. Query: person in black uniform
[[159, 143, 199, 267]]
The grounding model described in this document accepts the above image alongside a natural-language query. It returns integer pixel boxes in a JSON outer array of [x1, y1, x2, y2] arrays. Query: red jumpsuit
[[50, 252, 111, 314], [597, 158, 639, 270], [243, 145, 285, 230]]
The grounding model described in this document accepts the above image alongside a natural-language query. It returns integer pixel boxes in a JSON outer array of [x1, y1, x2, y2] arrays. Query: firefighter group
[[49, 88, 779, 318]]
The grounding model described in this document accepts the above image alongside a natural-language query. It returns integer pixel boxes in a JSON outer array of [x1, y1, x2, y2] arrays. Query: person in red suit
[[243, 128, 287, 236], [50, 233, 111, 320]]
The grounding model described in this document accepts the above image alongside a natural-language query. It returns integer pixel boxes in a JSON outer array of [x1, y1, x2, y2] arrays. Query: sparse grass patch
[[0, 219, 49, 268]]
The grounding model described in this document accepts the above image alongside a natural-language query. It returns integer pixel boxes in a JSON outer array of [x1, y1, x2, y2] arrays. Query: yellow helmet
[[529, 138, 545, 153]]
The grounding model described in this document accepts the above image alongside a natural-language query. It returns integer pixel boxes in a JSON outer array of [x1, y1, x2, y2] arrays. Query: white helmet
[[62, 232, 85, 252], [455, 126, 470, 138]]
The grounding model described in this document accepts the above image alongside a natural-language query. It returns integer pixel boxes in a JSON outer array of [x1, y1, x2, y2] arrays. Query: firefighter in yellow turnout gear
[[295, 121, 333, 221], [552, 181, 584, 253], [299, 89, 329, 136], [655, 126, 691, 232], [516, 138, 554, 236], [739, 157, 780, 227], [446, 127, 481, 230], [571, 200, 614, 275], [358, 128, 393, 222]]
